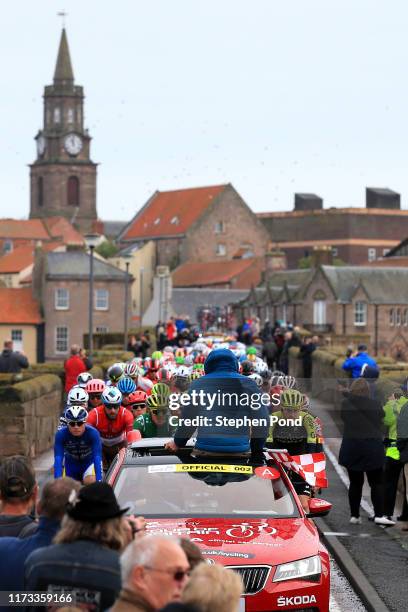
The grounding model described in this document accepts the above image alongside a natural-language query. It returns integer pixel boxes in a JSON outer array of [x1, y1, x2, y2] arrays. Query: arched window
[[389, 308, 395, 326], [396, 309, 402, 327], [404, 309, 408, 327], [67, 176, 80, 207], [53, 107, 61, 123], [67, 108, 74, 123], [38, 177, 43, 207]]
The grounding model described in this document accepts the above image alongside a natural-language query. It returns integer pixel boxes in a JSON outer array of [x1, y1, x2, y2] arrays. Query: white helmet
[[253, 360, 268, 375], [67, 386, 89, 406], [64, 405, 88, 422], [175, 365, 191, 379], [101, 386, 123, 406], [77, 372, 93, 388], [248, 373, 263, 388]]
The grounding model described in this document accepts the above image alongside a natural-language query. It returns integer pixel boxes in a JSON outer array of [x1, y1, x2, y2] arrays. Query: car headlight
[[273, 555, 321, 582]]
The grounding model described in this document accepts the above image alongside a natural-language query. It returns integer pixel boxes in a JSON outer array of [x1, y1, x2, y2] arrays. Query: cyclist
[[87, 386, 134, 469], [117, 376, 137, 405], [106, 363, 124, 386], [85, 378, 106, 412], [54, 406, 102, 483], [127, 390, 148, 420], [267, 388, 318, 512], [172, 365, 191, 393], [59, 386, 89, 428]]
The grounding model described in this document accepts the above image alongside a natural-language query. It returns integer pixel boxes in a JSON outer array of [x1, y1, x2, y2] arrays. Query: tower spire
[[53, 28, 74, 84]]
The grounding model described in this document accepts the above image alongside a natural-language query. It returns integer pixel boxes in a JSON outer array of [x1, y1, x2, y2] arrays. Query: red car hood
[[146, 517, 319, 566]]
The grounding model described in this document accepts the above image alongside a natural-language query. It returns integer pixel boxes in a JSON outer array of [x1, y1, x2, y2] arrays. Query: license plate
[[239, 598, 246, 612]]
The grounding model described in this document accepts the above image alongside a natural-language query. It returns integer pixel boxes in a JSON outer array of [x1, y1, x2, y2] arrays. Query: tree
[[95, 240, 118, 259], [298, 256, 346, 269]]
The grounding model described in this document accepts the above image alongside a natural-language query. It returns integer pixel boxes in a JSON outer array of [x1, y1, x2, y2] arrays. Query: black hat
[[0, 456, 36, 499], [66, 482, 129, 522]]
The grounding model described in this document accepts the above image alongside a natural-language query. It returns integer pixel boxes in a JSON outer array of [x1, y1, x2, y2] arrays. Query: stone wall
[[0, 374, 62, 458]]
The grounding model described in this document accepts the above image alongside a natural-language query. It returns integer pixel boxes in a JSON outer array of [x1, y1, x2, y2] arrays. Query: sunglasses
[[105, 405, 120, 410], [130, 404, 146, 410], [143, 566, 190, 582], [68, 421, 85, 427]]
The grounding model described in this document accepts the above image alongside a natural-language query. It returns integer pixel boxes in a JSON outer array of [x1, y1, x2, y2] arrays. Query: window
[[154, 218, 160, 225], [383, 248, 390, 256], [96, 326, 109, 334], [38, 177, 43, 207], [396, 308, 402, 327], [170, 216, 179, 225], [404, 309, 408, 327], [368, 248, 376, 262], [11, 329, 23, 352], [95, 289, 109, 310], [55, 288, 69, 310], [67, 108, 74, 123], [55, 326, 69, 353], [53, 107, 61, 123], [313, 300, 326, 325], [354, 301, 367, 326], [214, 221, 224, 234], [331, 247, 338, 257], [216, 244, 226, 256], [389, 308, 395, 326], [67, 176, 80, 207], [3, 240, 13, 254]]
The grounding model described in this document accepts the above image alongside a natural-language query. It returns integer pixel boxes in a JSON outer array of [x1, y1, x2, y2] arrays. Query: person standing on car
[[166, 348, 268, 456], [0, 339, 29, 374]]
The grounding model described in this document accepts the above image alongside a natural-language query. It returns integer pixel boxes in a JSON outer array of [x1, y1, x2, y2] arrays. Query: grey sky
[[2, 0, 407, 221]]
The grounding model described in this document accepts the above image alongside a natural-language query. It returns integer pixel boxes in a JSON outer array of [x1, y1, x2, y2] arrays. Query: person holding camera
[[342, 343, 378, 379], [0, 339, 29, 374]]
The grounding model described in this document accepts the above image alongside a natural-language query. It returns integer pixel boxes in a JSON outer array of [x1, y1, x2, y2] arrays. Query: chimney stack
[[311, 245, 333, 267], [366, 188, 400, 209], [294, 193, 323, 211]]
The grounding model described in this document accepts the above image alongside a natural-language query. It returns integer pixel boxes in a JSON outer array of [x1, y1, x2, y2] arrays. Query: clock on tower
[[29, 28, 98, 233]]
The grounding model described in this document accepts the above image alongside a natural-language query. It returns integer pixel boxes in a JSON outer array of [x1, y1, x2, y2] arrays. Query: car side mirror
[[306, 498, 332, 518]]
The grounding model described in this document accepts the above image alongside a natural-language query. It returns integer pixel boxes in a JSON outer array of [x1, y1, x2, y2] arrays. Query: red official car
[[106, 439, 331, 612]]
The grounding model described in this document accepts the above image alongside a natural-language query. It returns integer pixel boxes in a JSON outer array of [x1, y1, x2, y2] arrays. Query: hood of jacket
[[204, 348, 238, 375]]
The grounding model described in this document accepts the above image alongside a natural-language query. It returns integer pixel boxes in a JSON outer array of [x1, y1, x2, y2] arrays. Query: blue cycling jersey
[[54, 425, 103, 481]]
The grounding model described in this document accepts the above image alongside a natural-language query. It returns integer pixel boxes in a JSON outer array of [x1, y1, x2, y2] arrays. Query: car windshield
[[114, 463, 299, 518]]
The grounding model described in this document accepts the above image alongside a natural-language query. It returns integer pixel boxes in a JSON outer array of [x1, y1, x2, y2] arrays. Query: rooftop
[[0, 242, 63, 274], [0, 288, 42, 324], [172, 258, 263, 289], [46, 251, 129, 280]]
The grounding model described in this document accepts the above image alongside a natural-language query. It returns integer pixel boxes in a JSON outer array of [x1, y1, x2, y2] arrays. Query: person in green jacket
[[383, 386, 408, 520]]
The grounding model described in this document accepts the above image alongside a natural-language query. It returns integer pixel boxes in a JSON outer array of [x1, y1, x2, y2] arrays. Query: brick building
[[236, 264, 408, 359], [33, 251, 132, 360], [258, 189, 408, 268], [172, 257, 264, 289], [118, 184, 269, 269]]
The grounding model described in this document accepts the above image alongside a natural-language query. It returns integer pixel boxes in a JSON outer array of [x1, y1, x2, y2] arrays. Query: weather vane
[[57, 10, 68, 28]]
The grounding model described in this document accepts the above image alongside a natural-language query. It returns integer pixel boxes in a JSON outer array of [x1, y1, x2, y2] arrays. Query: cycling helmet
[[246, 347, 257, 356], [192, 363, 205, 371], [77, 372, 93, 388], [101, 386, 123, 406], [189, 370, 204, 382], [175, 365, 190, 379], [241, 360, 254, 376], [127, 390, 148, 406], [253, 360, 268, 375], [150, 382, 170, 406], [248, 373, 263, 388], [64, 405, 88, 423], [163, 346, 174, 354], [175, 356, 185, 365], [175, 348, 185, 358], [157, 368, 173, 383], [151, 351, 163, 361], [117, 376, 137, 395], [124, 361, 139, 378], [67, 386, 89, 406], [260, 368, 273, 382], [149, 359, 161, 372], [281, 375, 297, 389], [107, 363, 124, 383], [280, 388, 304, 410], [184, 354, 194, 367], [194, 355, 206, 365], [86, 379, 106, 394], [143, 357, 152, 369]]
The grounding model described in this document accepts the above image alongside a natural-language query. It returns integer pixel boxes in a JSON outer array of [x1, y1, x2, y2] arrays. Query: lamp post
[[84, 233, 100, 356], [123, 260, 131, 350], [139, 266, 144, 327]]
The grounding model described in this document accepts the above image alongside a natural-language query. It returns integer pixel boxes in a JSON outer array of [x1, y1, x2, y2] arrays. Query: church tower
[[29, 29, 97, 233]]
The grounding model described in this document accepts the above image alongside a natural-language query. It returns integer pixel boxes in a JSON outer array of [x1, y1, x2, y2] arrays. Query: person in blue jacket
[[165, 348, 269, 455], [54, 406, 103, 483], [342, 344, 378, 379]]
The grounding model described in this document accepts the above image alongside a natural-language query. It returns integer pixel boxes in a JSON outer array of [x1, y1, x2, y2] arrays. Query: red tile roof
[[172, 258, 263, 289], [0, 217, 84, 245], [43, 217, 84, 245], [0, 288, 42, 324], [121, 185, 227, 240], [0, 242, 63, 274]]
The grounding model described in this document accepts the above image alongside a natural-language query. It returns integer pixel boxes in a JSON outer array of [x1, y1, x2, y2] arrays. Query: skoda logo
[[206, 558, 215, 565]]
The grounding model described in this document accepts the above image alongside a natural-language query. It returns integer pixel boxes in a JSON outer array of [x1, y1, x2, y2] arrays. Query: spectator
[[140, 331, 151, 359], [25, 482, 144, 611], [383, 383, 408, 520], [279, 330, 301, 375], [0, 477, 80, 592], [166, 317, 177, 344], [111, 535, 190, 611], [397, 386, 408, 529], [0, 456, 38, 538], [260, 319, 273, 342], [299, 336, 318, 380], [262, 336, 278, 371], [342, 344, 378, 379], [64, 344, 92, 393], [0, 339, 29, 374], [178, 538, 205, 570], [339, 378, 394, 526], [181, 563, 243, 612], [156, 322, 167, 351], [128, 334, 142, 357]]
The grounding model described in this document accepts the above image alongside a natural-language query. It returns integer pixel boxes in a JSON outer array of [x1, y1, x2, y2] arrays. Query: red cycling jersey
[[87, 405, 134, 446]]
